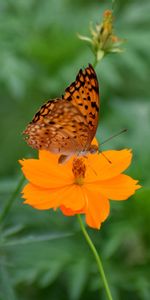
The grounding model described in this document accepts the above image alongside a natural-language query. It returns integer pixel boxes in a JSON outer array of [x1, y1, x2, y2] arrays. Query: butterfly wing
[[24, 64, 100, 159], [23, 99, 90, 155], [63, 64, 100, 144]]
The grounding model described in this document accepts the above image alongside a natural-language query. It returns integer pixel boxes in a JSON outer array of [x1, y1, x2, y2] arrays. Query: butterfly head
[[88, 144, 99, 154], [78, 144, 98, 157]]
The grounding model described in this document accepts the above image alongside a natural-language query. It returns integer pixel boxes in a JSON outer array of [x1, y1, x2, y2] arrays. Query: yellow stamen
[[72, 158, 86, 185]]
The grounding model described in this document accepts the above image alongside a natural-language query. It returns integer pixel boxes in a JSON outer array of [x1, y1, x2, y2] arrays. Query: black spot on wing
[[91, 101, 99, 112]]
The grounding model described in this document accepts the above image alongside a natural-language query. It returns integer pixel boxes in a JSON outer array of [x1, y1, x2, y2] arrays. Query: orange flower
[[19, 143, 141, 229]]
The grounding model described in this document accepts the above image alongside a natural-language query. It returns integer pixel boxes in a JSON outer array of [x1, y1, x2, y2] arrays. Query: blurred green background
[[0, 0, 150, 299]]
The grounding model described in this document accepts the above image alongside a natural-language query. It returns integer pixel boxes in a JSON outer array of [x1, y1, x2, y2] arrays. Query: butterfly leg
[[58, 154, 72, 164]]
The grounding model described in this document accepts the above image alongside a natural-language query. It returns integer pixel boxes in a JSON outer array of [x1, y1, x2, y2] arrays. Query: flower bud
[[78, 10, 124, 64]]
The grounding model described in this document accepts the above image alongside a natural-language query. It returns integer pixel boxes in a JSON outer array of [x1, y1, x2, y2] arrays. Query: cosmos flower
[[19, 143, 141, 229]]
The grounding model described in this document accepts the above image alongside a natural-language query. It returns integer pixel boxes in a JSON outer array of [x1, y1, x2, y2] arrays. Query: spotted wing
[[23, 99, 91, 155], [63, 64, 100, 142]]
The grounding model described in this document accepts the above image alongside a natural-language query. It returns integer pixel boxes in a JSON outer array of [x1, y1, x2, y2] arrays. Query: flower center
[[72, 158, 86, 185]]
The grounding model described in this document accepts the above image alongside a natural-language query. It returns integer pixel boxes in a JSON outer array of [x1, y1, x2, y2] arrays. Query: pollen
[[72, 158, 86, 185]]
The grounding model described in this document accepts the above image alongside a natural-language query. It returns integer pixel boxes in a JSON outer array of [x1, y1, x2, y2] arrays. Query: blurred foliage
[[0, 0, 150, 299]]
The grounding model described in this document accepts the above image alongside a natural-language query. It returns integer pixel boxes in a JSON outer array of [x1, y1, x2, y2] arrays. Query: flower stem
[[0, 175, 25, 225], [92, 56, 98, 68], [77, 215, 113, 300], [92, 52, 104, 68]]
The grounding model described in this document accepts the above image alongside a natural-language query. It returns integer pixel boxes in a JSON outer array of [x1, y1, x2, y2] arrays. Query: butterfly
[[23, 64, 100, 163]]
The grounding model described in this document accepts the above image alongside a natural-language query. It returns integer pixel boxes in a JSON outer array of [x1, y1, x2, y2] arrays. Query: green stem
[[77, 215, 113, 300], [92, 51, 104, 68], [92, 55, 98, 68], [0, 175, 25, 225]]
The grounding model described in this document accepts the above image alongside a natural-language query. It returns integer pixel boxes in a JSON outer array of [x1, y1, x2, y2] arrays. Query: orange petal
[[21, 182, 85, 211], [86, 174, 141, 200], [39, 150, 60, 164], [39, 150, 74, 169], [60, 205, 85, 216], [19, 150, 74, 189], [91, 137, 99, 146], [86, 149, 133, 182], [61, 185, 86, 211], [21, 183, 65, 209], [82, 186, 110, 229]]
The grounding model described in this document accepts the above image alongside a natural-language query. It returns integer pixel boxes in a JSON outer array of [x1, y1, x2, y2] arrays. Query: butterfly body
[[23, 64, 100, 163]]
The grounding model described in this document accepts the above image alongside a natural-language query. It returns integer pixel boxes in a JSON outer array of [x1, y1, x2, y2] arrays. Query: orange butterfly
[[23, 64, 100, 163]]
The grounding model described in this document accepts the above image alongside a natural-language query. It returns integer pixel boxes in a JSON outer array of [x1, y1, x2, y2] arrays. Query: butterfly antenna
[[100, 128, 127, 146], [98, 151, 112, 164], [98, 129, 128, 164]]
